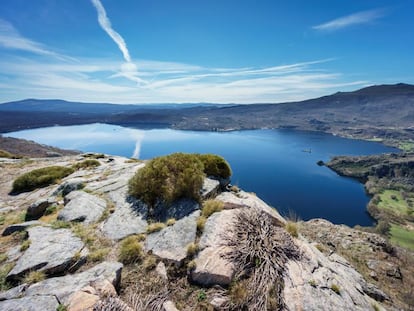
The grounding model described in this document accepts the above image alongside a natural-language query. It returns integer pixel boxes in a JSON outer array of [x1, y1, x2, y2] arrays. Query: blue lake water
[[5, 123, 398, 226]]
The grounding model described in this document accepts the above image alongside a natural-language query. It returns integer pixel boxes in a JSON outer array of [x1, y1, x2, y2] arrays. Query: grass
[[377, 190, 412, 216], [20, 239, 31, 251], [11, 166, 74, 194], [201, 199, 223, 218], [330, 284, 341, 295], [23, 270, 45, 284], [398, 141, 414, 152], [196, 216, 207, 233], [285, 221, 298, 238], [0, 262, 14, 291], [390, 224, 414, 251], [186, 242, 199, 257], [147, 222, 166, 233], [166, 218, 176, 226], [119, 235, 144, 264], [72, 159, 101, 170], [0, 149, 20, 159]]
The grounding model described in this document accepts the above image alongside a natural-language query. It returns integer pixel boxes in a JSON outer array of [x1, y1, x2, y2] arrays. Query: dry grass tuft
[[201, 200, 224, 218], [23, 270, 45, 284], [147, 222, 166, 233], [221, 208, 301, 310]]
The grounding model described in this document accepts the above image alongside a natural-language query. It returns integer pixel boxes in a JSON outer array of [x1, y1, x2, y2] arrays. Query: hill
[[1, 83, 413, 148]]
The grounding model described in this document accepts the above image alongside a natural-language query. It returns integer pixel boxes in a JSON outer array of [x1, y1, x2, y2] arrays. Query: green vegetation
[[285, 221, 299, 238], [12, 166, 74, 193], [23, 270, 45, 284], [330, 284, 341, 295], [119, 235, 144, 264], [197, 290, 207, 302], [44, 205, 57, 216], [398, 141, 414, 152], [72, 159, 101, 170], [377, 190, 413, 218], [0, 149, 20, 159], [20, 239, 31, 251], [390, 224, 414, 251], [0, 253, 7, 263], [146, 222, 166, 233], [201, 199, 224, 218], [186, 242, 199, 257], [57, 304, 67, 311], [128, 153, 232, 217], [197, 153, 232, 179], [196, 216, 207, 233], [129, 153, 205, 209], [0, 262, 14, 291]]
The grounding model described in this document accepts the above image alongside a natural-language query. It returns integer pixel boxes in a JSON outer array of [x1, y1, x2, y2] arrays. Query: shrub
[[196, 216, 207, 233], [23, 270, 45, 284], [285, 221, 298, 238], [376, 220, 391, 236], [44, 205, 57, 216], [0, 263, 14, 291], [88, 248, 110, 262], [12, 166, 74, 193], [72, 159, 101, 170], [201, 200, 224, 218], [129, 153, 205, 208], [197, 154, 232, 179], [20, 240, 31, 251], [147, 222, 166, 233], [119, 236, 144, 264]]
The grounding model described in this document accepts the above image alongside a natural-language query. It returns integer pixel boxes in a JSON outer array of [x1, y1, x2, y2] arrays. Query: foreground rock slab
[[0, 295, 59, 311], [145, 210, 200, 264], [58, 190, 106, 224], [7, 226, 88, 281], [2, 262, 123, 307]]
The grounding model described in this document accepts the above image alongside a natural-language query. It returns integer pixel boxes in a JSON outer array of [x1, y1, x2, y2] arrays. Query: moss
[[12, 166, 74, 193], [119, 235, 144, 264], [201, 200, 224, 218]]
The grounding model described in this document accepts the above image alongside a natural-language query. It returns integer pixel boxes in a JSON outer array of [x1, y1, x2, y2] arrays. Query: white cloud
[[313, 9, 386, 31], [0, 19, 72, 61]]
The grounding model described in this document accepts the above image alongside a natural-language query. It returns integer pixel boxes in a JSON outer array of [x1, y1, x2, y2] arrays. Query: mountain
[[1, 83, 413, 147]]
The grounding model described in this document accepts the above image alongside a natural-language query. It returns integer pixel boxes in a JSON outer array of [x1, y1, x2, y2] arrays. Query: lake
[[4, 123, 398, 226]]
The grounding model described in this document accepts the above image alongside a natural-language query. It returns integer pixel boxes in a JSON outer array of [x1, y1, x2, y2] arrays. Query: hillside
[[1, 84, 413, 149], [0, 153, 413, 310]]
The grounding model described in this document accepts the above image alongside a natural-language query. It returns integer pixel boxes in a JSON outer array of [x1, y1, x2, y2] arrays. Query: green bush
[[128, 153, 205, 208], [72, 159, 101, 170], [12, 166, 74, 193], [197, 154, 232, 179]]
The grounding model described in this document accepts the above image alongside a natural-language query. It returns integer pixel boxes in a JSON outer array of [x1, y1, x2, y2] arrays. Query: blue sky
[[0, 0, 413, 104]]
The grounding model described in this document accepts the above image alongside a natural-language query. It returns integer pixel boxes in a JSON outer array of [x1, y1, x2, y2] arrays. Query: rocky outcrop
[[58, 190, 106, 224], [0, 295, 60, 311], [283, 240, 384, 311], [2, 220, 42, 236], [200, 177, 220, 199], [53, 177, 86, 196], [26, 197, 55, 220], [145, 211, 199, 264], [153, 198, 199, 222], [191, 209, 238, 286], [2, 262, 123, 307], [7, 226, 88, 281]]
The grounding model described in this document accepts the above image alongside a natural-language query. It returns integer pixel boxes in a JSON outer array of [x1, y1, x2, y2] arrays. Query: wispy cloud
[[0, 19, 72, 60], [0, 55, 369, 104], [313, 8, 386, 32], [90, 0, 145, 85]]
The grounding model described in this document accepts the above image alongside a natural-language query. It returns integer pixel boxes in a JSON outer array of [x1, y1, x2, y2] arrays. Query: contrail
[[90, 0, 131, 62]]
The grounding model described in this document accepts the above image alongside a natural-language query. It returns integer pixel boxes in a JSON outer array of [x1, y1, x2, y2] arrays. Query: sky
[[0, 0, 413, 104]]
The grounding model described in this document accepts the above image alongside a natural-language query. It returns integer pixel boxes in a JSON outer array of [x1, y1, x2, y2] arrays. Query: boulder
[[58, 191, 106, 224], [200, 177, 220, 199], [145, 211, 199, 264], [3, 262, 123, 306], [216, 191, 286, 224], [67, 289, 99, 311], [53, 178, 86, 196], [26, 197, 55, 220], [7, 226, 88, 281], [2, 220, 42, 236], [0, 295, 59, 311], [191, 209, 238, 286], [156, 261, 168, 281]]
